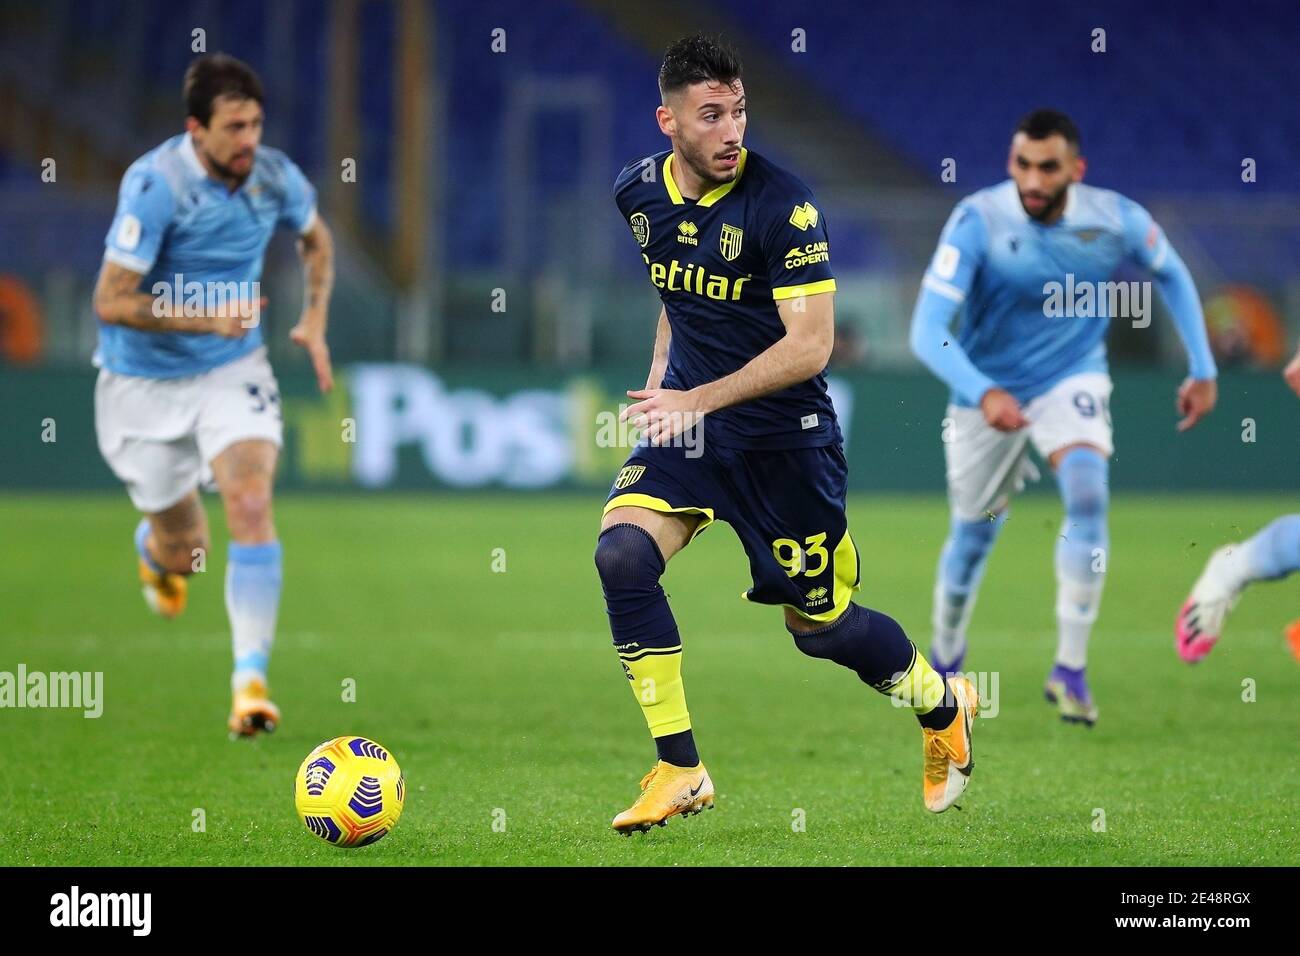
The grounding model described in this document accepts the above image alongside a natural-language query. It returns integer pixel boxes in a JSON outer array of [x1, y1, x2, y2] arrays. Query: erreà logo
[[805, 586, 829, 607], [789, 202, 819, 231], [677, 221, 698, 245], [49, 886, 152, 936], [629, 212, 650, 248], [614, 465, 645, 489]]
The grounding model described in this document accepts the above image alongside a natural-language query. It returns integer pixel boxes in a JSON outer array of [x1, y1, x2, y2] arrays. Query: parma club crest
[[719, 223, 744, 261], [614, 465, 646, 489]]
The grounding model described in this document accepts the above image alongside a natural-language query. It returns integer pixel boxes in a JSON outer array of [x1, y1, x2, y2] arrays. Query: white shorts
[[95, 346, 283, 513], [944, 372, 1113, 522]]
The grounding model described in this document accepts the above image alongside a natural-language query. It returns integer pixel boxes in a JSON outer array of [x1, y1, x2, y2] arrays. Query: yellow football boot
[[139, 557, 188, 619], [611, 760, 714, 834], [228, 678, 281, 738], [922, 675, 979, 813]]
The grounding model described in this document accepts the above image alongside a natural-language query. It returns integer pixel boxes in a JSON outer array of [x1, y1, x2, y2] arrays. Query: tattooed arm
[[289, 215, 335, 393], [92, 261, 249, 336]]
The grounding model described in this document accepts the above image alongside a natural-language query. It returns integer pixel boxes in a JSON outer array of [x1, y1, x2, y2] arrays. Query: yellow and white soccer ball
[[294, 736, 405, 847]]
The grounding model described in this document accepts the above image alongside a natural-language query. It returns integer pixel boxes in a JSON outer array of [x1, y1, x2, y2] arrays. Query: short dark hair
[[184, 53, 264, 126], [1015, 108, 1081, 150], [658, 33, 742, 100]]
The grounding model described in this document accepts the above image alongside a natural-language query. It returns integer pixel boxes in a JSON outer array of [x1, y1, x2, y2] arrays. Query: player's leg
[[596, 452, 719, 832], [139, 490, 210, 572], [1047, 442, 1109, 682], [931, 513, 1006, 674], [197, 346, 286, 736], [734, 444, 979, 812], [95, 368, 208, 618], [137, 490, 210, 617], [1176, 514, 1300, 662], [929, 403, 1033, 674], [598, 504, 700, 762], [785, 589, 979, 813], [210, 438, 283, 735], [1033, 372, 1114, 725]]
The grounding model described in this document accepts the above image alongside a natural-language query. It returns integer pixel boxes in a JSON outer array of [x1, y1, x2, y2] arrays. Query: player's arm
[[95, 164, 251, 335], [625, 293, 833, 445], [644, 306, 670, 389], [290, 213, 335, 393], [1121, 198, 1217, 431], [276, 155, 334, 392], [908, 205, 1026, 430], [684, 184, 838, 410], [92, 261, 249, 336], [700, 290, 833, 407]]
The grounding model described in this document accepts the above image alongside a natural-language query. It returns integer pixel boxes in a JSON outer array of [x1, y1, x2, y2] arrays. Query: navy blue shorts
[[603, 440, 860, 622]]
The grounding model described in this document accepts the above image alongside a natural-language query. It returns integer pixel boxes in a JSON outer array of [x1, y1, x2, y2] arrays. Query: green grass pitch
[[1, 492, 1296, 866]]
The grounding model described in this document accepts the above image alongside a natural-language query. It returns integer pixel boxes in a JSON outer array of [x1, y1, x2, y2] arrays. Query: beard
[[677, 136, 737, 191], [204, 147, 255, 185], [1019, 183, 1069, 222]]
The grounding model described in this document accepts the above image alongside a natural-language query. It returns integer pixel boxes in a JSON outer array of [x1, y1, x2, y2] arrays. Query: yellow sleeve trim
[[772, 279, 837, 301]]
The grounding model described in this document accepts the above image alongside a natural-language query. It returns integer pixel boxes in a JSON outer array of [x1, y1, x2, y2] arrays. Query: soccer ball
[[294, 736, 405, 847]]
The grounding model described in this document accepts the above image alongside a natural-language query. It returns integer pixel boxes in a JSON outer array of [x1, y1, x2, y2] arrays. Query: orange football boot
[[922, 675, 979, 812], [611, 760, 714, 834], [139, 556, 188, 619], [228, 678, 281, 738]]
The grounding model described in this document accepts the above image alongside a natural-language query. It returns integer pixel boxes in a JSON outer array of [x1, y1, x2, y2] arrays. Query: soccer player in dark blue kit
[[595, 34, 979, 833]]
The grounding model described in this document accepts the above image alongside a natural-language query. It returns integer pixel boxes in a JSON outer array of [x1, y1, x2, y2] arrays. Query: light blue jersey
[[97, 133, 316, 378], [910, 180, 1217, 407]]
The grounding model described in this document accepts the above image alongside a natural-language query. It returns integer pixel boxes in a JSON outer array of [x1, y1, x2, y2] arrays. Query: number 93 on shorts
[[603, 439, 862, 623]]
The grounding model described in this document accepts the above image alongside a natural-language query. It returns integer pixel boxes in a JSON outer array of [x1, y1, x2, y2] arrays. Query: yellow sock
[[882, 647, 949, 715], [619, 644, 691, 736]]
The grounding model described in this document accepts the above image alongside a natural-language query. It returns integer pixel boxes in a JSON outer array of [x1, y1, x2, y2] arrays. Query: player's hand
[[290, 319, 334, 393], [1283, 349, 1300, 398], [208, 297, 265, 338], [622, 388, 705, 446], [1176, 377, 1217, 432], [980, 387, 1028, 432], [208, 313, 247, 338]]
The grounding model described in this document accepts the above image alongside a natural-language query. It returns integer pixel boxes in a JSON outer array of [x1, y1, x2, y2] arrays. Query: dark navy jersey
[[614, 147, 839, 449]]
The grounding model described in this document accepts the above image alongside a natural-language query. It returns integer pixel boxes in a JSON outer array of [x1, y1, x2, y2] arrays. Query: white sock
[[930, 515, 1003, 664], [226, 541, 283, 691], [932, 576, 977, 664], [1055, 572, 1104, 669]]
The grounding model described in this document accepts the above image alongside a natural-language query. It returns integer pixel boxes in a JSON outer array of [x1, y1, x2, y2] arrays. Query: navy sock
[[791, 602, 957, 730], [655, 730, 700, 768], [916, 695, 958, 731]]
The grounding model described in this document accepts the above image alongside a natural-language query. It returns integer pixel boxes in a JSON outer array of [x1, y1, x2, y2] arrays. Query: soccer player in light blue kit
[[1175, 343, 1300, 663], [909, 110, 1218, 725], [92, 54, 335, 736]]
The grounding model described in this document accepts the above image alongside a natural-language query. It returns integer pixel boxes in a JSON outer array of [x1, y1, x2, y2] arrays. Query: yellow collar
[[664, 147, 748, 207]]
